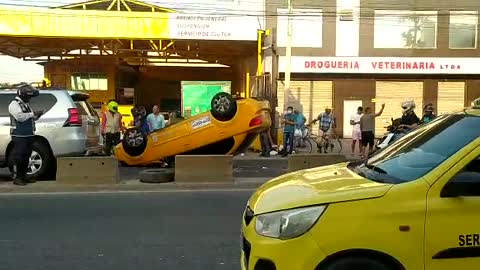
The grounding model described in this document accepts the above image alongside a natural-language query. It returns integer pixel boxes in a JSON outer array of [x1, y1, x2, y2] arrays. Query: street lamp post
[[284, 0, 293, 91]]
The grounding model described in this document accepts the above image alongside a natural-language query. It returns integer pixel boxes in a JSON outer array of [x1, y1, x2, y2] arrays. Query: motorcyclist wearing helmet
[[101, 100, 124, 156], [8, 83, 42, 186], [421, 103, 436, 124], [399, 100, 420, 130]]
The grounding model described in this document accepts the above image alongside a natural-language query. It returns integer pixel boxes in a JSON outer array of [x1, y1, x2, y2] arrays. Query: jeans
[[283, 131, 294, 155], [259, 131, 271, 155], [10, 136, 34, 180], [105, 132, 121, 156]]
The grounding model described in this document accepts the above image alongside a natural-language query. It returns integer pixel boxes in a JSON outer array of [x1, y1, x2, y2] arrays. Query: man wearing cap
[[312, 107, 335, 153]]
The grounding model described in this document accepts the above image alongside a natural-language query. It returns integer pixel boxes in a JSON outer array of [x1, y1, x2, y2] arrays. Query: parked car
[[0, 90, 103, 179], [240, 101, 480, 270], [115, 93, 271, 166]]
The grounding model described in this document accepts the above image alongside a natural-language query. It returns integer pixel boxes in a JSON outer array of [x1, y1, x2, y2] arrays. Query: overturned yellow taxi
[[115, 92, 271, 166]]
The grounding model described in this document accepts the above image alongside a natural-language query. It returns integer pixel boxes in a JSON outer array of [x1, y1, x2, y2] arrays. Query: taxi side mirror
[[440, 172, 480, 198]]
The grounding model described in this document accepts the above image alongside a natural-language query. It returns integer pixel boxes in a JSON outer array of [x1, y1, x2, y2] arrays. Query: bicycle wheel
[[330, 137, 343, 153], [294, 137, 313, 154]]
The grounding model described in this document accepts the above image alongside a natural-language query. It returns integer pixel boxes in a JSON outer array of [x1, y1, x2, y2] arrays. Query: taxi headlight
[[255, 205, 326, 240]]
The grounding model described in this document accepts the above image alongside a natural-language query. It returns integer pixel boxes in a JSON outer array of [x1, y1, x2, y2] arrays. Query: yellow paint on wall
[[0, 5, 170, 39]]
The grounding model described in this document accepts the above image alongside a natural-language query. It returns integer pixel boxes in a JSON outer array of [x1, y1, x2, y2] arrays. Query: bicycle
[[316, 130, 343, 154], [293, 125, 317, 154]]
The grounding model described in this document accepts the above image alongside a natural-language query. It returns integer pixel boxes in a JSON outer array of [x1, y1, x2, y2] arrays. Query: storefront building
[[264, 0, 480, 137], [0, 0, 265, 113]]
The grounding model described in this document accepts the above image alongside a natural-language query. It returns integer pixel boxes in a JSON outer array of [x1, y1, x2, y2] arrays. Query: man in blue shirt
[[282, 106, 296, 157], [147, 105, 166, 133]]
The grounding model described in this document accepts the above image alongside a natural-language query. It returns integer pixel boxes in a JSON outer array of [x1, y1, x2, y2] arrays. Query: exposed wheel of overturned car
[[122, 128, 148, 157], [210, 92, 237, 121]]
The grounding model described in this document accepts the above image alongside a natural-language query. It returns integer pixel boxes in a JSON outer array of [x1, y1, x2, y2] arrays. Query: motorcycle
[[375, 118, 410, 150]]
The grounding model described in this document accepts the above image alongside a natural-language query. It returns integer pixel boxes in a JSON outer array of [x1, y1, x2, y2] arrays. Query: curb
[[0, 177, 271, 194]]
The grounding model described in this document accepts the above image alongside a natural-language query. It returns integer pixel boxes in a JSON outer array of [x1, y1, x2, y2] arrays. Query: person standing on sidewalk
[[281, 106, 296, 157], [8, 84, 42, 186], [147, 105, 166, 132], [350, 106, 364, 157], [360, 103, 385, 158], [101, 100, 124, 156]]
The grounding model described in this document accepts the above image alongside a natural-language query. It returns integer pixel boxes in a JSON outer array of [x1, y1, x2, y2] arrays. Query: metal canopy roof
[[57, 0, 175, 13], [0, 0, 256, 66]]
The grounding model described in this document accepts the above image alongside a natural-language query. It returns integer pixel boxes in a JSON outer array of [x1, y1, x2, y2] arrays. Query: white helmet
[[401, 100, 416, 114]]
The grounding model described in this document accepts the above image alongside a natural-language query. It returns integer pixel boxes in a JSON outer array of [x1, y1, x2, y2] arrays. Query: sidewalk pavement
[[0, 177, 270, 194]]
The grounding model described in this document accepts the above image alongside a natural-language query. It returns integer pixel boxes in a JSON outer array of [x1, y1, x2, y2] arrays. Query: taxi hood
[[248, 163, 393, 215]]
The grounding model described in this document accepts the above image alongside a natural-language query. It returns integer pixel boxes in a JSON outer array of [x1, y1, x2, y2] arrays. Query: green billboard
[[181, 81, 231, 117]]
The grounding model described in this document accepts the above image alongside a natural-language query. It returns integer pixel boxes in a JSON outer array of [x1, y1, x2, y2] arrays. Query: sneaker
[[13, 179, 27, 186]]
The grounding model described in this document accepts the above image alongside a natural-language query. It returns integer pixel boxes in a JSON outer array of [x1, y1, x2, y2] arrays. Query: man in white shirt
[[350, 106, 364, 156]]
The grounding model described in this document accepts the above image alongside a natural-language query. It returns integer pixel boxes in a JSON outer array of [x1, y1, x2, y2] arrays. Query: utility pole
[[284, 0, 293, 90]]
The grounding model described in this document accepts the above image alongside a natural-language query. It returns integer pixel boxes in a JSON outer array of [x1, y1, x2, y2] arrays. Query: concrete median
[[56, 157, 120, 185], [288, 154, 347, 172], [175, 155, 233, 183]]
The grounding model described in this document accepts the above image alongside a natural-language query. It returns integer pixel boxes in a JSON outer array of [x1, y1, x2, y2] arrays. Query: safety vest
[[9, 98, 35, 137], [104, 111, 121, 134]]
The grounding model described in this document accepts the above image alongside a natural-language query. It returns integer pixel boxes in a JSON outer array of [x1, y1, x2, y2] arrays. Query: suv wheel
[[210, 92, 237, 121], [9, 140, 54, 180]]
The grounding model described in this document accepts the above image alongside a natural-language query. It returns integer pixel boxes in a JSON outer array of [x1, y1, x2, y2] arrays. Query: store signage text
[[170, 14, 256, 40], [304, 60, 462, 71], [279, 56, 479, 74]]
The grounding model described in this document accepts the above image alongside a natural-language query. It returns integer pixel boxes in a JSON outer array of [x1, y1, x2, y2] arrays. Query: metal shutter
[[437, 82, 465, 115], [277, 81, 333, 123], [375, 81, 423, 137]]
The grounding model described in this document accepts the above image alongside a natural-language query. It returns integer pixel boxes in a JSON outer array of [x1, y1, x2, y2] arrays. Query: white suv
[[0, 90, 103, 180]]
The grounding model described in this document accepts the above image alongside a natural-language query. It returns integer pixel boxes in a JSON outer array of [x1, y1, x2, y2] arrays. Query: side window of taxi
[[441, 156, 480, 197]]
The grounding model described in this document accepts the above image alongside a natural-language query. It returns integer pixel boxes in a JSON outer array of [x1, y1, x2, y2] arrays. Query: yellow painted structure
[[0, 5, 172, 39], [0, 0, 260, 109]]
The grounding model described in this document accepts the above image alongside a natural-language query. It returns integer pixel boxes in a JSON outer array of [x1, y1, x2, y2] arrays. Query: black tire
[[210, 92, 237, 121], [122, 128, 148, 157], [8, 140, 54, 181], [323, 257, 391, 270], [294, 137, 313, 154], [332, 138, 343, 153], [139, 169, 175, 183]]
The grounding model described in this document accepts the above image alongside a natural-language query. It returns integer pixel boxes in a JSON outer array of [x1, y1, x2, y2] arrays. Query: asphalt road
[[0, 190, 252, 270]]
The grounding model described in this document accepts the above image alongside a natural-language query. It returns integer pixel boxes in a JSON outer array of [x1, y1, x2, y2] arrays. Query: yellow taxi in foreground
[[241, 103, 480, 270], [115, 93, 271, 166]]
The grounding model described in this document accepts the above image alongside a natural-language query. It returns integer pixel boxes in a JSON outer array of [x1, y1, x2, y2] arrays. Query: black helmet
[[17, 83, 39, 102]]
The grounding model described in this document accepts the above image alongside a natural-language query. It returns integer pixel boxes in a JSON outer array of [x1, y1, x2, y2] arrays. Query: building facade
[[265, 0, 480, 137]]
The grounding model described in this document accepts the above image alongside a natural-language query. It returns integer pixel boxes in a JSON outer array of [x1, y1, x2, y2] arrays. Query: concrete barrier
[[56, 157, 120, 185], [175, 155, 233, 183], [288, 154, 347, 172]]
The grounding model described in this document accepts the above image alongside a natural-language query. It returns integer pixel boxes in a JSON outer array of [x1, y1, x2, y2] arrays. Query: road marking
[[0, 188, 255, 196]]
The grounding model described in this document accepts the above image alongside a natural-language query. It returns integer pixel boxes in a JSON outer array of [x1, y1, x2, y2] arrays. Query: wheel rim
[[213, 95, 231, 113], [126, 130, 143, 147], [28, 150, 42, 175]]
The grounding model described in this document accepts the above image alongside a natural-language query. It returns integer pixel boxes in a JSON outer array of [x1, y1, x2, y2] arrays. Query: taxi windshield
[[351, 113, 480, 184]]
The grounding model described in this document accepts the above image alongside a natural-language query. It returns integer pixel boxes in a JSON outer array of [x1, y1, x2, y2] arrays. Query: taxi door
[[425, 145, 480, 270]]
